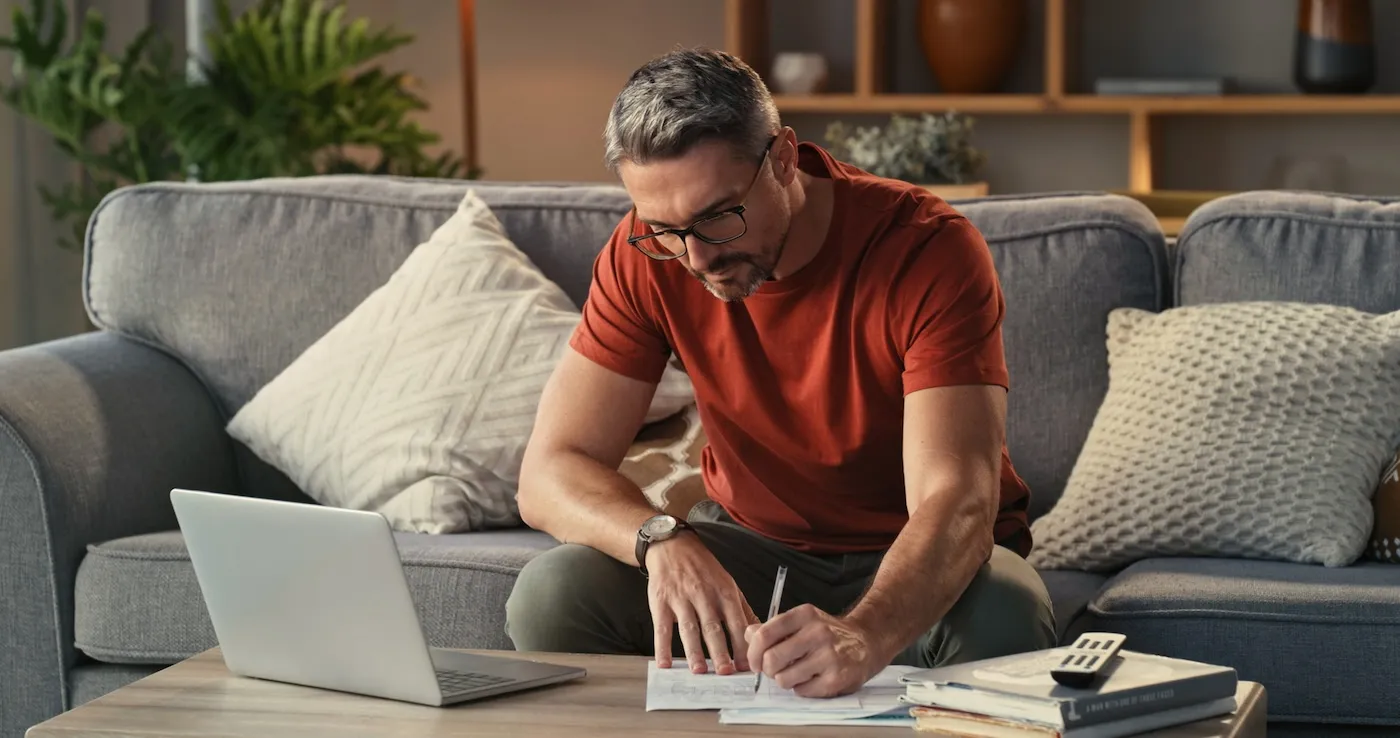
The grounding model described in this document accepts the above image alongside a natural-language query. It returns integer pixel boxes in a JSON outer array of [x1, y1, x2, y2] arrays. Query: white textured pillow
[[227, 190, 693, 533], [1029, 302, 1400, 571]]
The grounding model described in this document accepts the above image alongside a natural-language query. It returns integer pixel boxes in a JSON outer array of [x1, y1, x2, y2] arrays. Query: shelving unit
[[724, 0, 1400, 194]]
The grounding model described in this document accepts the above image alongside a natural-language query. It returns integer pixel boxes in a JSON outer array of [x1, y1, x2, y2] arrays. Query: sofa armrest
[[0, 331, 237, 734]]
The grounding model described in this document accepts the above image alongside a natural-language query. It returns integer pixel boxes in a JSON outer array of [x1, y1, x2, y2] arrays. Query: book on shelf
[[1093, 77, 1233, 96], [899, 647, 1238, 731]]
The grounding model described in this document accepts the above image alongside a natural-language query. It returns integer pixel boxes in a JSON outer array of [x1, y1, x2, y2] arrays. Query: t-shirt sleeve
[[898, 216, 1010, 395], [568, 224, 672, 384]]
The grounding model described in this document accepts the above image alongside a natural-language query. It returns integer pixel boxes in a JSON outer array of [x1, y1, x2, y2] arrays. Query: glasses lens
[[632, 233, 686, 259], [693, 212, 746, 243]]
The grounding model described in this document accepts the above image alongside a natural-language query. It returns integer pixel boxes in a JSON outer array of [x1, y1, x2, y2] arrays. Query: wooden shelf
[[772, 94, 1051, 114], [1060, 95, 1400, 115], [772, 94, 1400, 116], [724, 0, 1400, 195]]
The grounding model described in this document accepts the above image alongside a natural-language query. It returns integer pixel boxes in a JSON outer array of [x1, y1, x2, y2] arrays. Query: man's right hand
[[645, 533, 759, 675]]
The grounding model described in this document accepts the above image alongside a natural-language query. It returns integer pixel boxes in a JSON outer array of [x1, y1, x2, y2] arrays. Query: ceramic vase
[[771, 52, 829, 95], [918, 0, 1026, 94], [1294, 0, 1375, 94]]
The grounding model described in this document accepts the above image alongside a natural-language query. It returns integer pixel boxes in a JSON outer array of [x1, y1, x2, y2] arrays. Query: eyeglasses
[[625, 136, 777, 261]]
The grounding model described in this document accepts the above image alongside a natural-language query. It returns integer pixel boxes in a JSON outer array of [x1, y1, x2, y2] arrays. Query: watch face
[[642, 515, 677, 537]]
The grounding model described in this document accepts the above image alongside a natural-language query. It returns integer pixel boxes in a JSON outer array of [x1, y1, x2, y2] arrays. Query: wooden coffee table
[[26, 649, 1266, 737]]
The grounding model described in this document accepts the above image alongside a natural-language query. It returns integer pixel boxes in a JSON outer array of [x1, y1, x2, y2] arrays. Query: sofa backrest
[[1175, 191, 1400, 313], [85, 178, 1165, 518]]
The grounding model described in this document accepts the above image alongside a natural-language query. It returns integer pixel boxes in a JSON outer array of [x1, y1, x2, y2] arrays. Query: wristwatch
[[635, 513, 693, 578]]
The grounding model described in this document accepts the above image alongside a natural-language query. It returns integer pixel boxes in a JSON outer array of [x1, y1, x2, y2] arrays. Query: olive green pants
[[505, 502, 1056, 668]]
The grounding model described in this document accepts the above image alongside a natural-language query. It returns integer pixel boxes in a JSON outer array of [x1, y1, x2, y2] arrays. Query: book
[[910, 694, 1238, 737], [900, 647, 1237, 730], [1093, 77, 1232, 95]]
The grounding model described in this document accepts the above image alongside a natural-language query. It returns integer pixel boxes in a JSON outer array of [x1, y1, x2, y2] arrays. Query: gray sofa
[[3, 177, 1398, 738]]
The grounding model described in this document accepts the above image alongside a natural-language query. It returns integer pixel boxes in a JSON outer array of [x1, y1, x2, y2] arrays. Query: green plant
[[0, 0, 476, 250], [824, 112, 985, 185]]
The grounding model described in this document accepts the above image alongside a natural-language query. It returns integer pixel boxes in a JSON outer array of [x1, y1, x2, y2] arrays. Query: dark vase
[[1294, 0, 1375, 94]]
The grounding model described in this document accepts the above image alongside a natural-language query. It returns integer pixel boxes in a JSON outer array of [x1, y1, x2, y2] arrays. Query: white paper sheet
[[716, 664, 922, 726], [645, 660, 863, 711]]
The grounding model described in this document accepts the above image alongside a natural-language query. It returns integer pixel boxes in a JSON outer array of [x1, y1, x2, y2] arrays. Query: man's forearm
[[517, 450, 659, 566], [842, 485, 995, 662]]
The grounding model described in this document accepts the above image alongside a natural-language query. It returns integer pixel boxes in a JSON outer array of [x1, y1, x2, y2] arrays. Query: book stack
[[897, 647, 1239, 737]]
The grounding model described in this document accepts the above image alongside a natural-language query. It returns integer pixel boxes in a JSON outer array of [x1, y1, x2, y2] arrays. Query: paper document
[[718, 664, 922, 727], [645, 660, 863, 711]]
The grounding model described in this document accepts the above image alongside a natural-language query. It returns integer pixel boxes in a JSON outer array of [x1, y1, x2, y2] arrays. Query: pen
[[754, 564, 788, 693]]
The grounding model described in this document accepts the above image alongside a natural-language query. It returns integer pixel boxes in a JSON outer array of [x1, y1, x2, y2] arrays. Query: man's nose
[[684, 235, 721, 272]]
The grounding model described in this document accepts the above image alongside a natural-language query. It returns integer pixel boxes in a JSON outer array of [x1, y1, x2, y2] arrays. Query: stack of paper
[[645, 660, 921, 727]]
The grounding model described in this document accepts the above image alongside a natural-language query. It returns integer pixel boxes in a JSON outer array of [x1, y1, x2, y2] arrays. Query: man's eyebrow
[[639, 191, 739, 229]]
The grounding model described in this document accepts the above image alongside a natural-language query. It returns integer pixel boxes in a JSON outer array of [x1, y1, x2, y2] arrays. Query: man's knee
[[917, 545, 1057, 667], [505, 544, 643, 653]]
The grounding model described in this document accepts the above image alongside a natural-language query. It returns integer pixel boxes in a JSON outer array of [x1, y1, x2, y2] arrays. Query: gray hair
[[603, 47, 780, 173]]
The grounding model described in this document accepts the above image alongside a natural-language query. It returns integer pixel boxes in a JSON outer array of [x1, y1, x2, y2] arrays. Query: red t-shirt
[[570, 143, 1031, 557]]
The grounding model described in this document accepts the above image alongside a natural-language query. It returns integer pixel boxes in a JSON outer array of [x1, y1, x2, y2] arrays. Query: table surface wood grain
[[26, 649, 1266, 737]]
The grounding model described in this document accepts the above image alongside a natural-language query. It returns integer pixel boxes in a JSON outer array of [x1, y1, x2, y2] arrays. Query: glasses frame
[[625, 135, 778, 261]]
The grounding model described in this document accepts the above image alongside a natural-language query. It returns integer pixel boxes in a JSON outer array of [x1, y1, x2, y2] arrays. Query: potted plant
[[824, 112, 989, 198], [0, 0, 476, 251]]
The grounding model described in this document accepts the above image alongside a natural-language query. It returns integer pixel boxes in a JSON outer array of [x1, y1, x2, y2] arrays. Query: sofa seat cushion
[[73, 528, 558, 664], [1036, 568, 1107, 641], [1078, 558, 1400, 724]]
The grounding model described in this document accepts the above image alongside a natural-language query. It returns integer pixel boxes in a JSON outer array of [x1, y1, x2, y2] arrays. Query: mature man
[[506, 47, 1055, 698]]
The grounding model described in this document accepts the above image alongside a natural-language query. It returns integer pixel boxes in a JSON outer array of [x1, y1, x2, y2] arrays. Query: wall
[[0, 4, 17, 349], [0, 0, 112, 351], [474, 0, 725, 183]]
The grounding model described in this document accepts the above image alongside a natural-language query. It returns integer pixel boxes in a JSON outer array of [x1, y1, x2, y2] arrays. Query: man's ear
[[773, 126, 800, 186]]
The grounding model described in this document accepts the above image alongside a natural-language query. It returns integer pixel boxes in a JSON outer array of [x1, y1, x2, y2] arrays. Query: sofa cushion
[[72, 528, 557, 664], [86, 179, 643, 505], [955, 193, 1168, 519], [1176, 191, 1400, 314], [85, 181, 1166, 517], [1074, 557, 1400, 723], [1036, 568, 1107, 641]]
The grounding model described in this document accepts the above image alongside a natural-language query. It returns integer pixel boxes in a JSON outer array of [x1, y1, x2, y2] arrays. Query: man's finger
[[721, 596, 753, 672], [672, 600, 708, 674], [697, 600, 735, 675], [760, 622, 817, 681], [747, 603, 811, 656], [773, 649, 825, 693], [651, 600, 675, 669]]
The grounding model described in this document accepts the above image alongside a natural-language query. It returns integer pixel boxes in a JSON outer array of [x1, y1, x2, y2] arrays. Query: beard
[[687, 227, 790, 302]]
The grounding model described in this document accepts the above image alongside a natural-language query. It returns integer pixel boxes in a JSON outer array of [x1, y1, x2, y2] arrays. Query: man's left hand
[[744, 604, 889, 698]]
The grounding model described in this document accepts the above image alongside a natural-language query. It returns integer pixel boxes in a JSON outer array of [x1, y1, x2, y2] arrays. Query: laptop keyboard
[[435, 669, 513, 695]]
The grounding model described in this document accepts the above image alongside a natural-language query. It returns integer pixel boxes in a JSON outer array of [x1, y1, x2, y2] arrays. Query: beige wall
[[475, 0, 724, 183], [0, 3, 18, 349]]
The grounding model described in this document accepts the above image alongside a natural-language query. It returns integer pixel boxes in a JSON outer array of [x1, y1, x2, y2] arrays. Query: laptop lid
[[170, 488, 443, 704]]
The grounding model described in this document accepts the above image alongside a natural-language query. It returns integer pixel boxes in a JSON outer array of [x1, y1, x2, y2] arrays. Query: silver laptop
[[170, 488, 586, 706]]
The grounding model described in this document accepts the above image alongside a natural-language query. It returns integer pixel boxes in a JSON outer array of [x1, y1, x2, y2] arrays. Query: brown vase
[[1294, 0, 1375, 94], [918, 0, 1026, 94]]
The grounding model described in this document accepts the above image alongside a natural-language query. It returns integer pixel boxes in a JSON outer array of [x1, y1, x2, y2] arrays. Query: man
[[505, 47, 1055, 699]]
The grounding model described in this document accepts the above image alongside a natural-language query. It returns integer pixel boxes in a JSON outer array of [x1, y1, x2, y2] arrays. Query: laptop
[[170, 488, 586, 706]]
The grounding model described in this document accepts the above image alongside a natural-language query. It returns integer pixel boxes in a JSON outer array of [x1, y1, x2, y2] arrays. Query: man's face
[[619, 137, 789, 302]]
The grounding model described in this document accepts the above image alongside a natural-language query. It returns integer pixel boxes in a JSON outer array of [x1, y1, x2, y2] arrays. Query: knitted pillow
[[1029, 302, 1400, 572]]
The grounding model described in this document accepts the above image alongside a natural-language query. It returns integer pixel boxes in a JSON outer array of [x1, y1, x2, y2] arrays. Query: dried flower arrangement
[[824, 112, 986, 187]]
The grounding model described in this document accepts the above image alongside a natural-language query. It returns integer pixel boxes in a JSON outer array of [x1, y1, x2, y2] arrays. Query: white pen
[[753, 565, 788, 693]]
